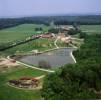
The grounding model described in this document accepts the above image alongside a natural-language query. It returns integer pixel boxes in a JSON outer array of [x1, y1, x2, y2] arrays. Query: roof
[[41, 33, 53, 38], [19, 77, 31, 80], [19, 77, 39, 81]]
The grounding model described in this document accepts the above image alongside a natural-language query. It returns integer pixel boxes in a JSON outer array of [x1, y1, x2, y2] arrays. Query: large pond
[[19, 48, 76, 68]]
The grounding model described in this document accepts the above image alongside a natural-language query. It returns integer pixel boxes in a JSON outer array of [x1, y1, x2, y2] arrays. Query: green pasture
[[80, 25, 101, 34], [0, 24, 49, 44], [0, 65, 47, 100]]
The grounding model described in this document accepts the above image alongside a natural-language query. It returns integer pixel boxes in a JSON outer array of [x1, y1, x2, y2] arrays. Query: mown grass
[[0, 24, 49, 44], [0, 65, 47, 100], [80, 25, 101, 34], [1, 38, 55, 55]]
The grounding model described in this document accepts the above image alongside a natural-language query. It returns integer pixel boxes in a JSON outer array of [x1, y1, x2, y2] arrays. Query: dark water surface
[[19, 48, 76, 68]]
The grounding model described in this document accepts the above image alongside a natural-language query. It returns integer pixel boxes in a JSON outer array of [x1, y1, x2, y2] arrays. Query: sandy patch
[[0, 58, 19, 67]]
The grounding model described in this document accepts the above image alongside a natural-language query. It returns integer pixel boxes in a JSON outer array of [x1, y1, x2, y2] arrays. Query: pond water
[[19, 48, 76, 68]]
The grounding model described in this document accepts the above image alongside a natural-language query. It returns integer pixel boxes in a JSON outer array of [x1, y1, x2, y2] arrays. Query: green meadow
[[0, 65, 47, 100], [80, 25, 101, 34], [0, 24, 49, 44]]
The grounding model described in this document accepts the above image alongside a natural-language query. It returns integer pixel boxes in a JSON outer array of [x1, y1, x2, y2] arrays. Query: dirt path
[[16, 61, 55, 73], [0, 58, 19, 67], [54, 37, 59, 48], [36, 75, 45, 79]]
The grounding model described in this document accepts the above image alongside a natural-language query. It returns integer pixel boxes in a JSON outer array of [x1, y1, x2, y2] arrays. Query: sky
[[0, 0, 101, 18]]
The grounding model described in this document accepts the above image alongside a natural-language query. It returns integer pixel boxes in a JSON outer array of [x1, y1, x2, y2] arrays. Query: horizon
[[1, 13, 101, 19], [0, 0, 101, 18]]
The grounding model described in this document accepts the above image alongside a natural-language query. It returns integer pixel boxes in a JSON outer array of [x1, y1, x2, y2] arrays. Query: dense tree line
[[42, 34, 101, 100], [0, 15, 101, 30]]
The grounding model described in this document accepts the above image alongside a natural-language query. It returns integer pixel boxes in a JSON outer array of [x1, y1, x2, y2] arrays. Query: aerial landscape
[[0, 0, 101, 100]]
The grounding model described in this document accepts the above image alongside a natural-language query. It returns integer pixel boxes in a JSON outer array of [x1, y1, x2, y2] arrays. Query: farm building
[[41, 33, 54, 38]]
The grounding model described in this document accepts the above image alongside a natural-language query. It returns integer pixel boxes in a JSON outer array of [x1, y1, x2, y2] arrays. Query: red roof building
[[41, 33, 53, 38]]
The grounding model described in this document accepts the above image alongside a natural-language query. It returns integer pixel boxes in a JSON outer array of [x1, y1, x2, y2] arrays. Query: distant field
[[80, 25, 101, 34], [1, 24, 101, 55], [0, 24, 67, 56], [0, 24, 49, 44], [1, 24, 101, 44], [0, 66, 47, 100]]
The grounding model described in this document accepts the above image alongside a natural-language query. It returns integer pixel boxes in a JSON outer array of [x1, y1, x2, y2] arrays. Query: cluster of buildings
[[31, 25, 74, 43], [40, 32, 55, 38], [58, 32, 72, 43]]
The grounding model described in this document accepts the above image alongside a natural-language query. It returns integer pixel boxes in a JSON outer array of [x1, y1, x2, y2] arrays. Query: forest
[[42, 34, 101, 100], [0, 15, 101, 30]]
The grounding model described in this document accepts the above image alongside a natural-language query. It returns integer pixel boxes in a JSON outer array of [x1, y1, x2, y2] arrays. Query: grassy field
[[80, 25, 101, 34], [4, 39, 69, 56], [1, 38, 68, 56], [1, 24, 101, 100], [1, 38, 55, 55], [0, 65, 47, 100], [0, 24, 101, 44], [0, 24, 52, 56], [0, 24, 49, 44], [0, 24, 101, 56]]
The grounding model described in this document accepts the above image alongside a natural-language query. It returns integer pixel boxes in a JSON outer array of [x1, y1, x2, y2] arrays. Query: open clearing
[[0, 64, 47, 100]]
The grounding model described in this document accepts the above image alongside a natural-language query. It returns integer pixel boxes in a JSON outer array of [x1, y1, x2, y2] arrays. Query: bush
[[38, 60, 51, 69]]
